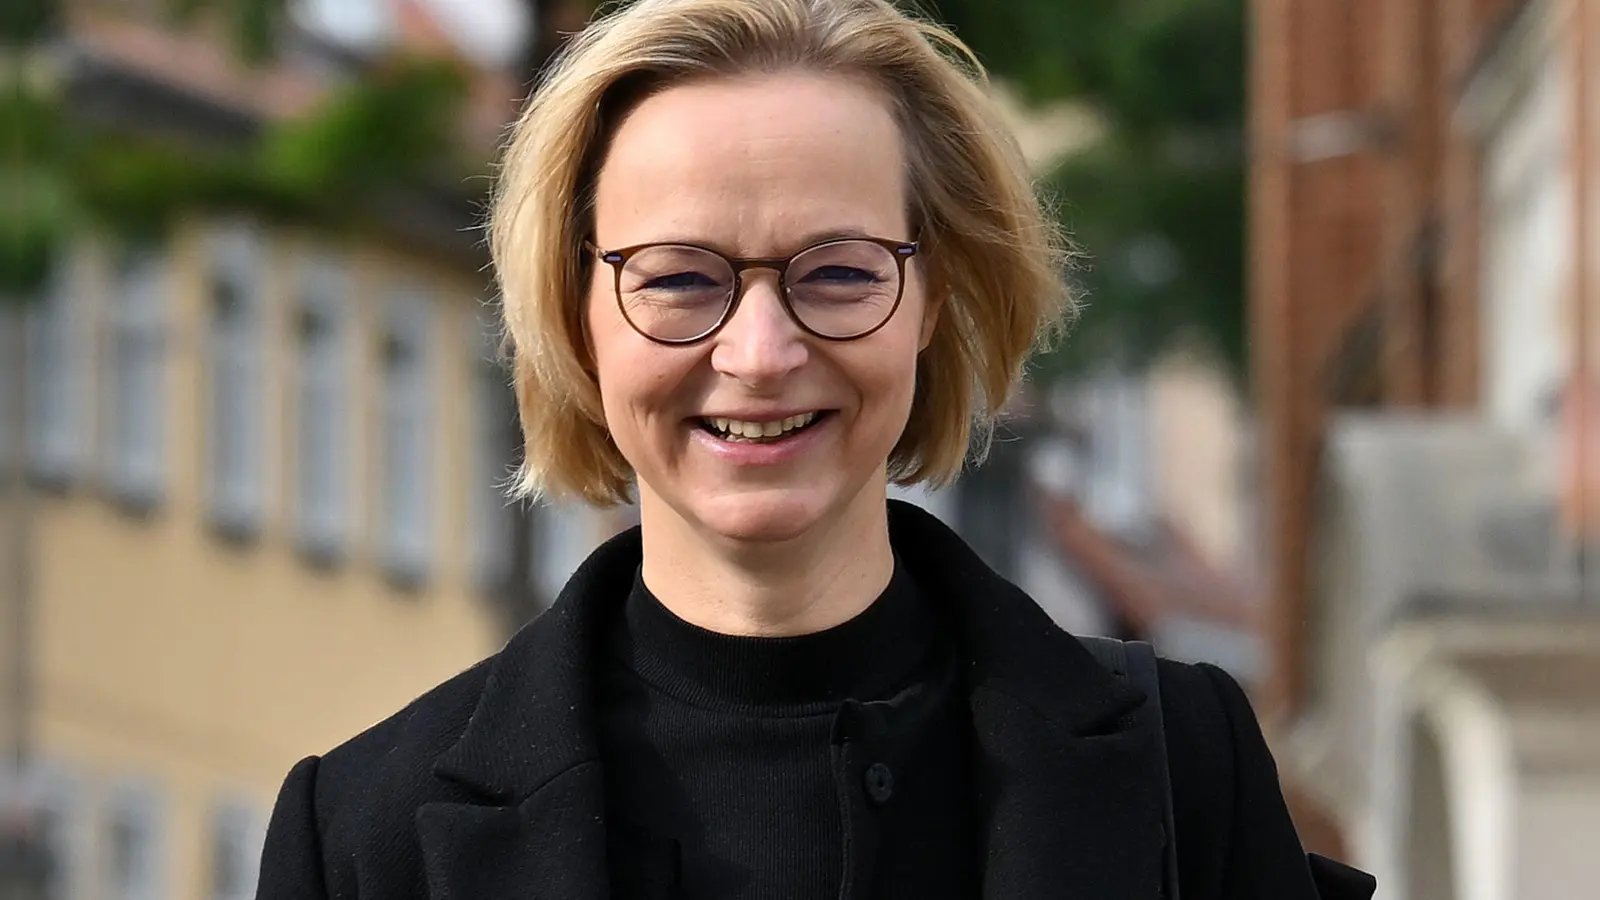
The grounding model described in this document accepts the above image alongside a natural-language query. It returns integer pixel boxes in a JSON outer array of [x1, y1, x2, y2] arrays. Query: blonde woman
[[257, 1, 1375, 898]]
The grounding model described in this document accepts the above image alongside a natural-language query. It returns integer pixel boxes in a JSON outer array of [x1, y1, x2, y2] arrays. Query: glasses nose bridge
[[719, 255, 801, 342], [728, 255, 791, 291]]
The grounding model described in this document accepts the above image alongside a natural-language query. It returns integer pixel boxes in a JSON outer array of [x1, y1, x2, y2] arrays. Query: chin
[[689, 488, 837, 545]]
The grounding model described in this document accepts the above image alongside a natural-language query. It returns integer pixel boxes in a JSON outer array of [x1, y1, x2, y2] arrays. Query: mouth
[[697, 410, 832, 443]]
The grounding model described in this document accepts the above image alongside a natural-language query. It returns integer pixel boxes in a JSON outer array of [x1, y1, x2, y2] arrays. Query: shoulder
[[260, 654, 501, 898], [1155, 658, 1337, 899], [325, 655, 492, 771], [316, 654, 494, 807], [1151, 658, 1243, 863], [284, 656, 496, 847], [1154, 658, 1255, 771]]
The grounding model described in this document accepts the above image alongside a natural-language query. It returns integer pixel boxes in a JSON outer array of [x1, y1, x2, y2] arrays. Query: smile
[[699, 411, 829, 443]]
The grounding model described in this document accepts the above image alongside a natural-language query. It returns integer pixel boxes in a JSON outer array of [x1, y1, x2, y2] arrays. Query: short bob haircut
[[489, 0, 1075, 505]]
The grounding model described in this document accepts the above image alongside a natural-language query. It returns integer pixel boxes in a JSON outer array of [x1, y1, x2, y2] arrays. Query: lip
[[689, 410, 833, 467]]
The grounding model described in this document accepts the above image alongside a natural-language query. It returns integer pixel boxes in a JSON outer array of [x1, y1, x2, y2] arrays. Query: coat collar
[[421, 500, 1164, 899]]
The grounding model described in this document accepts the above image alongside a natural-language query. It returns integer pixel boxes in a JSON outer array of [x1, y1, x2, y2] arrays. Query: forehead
[[592, 71, 910, 252]]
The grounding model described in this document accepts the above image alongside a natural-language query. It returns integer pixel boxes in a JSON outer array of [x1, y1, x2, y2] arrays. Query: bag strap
[[1077, 637, 1181, 900]]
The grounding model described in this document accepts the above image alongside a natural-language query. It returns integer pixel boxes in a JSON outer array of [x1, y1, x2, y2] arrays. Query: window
[[101, 245, 169, 510], [103, 782, 163, 900], [25, 256, 90, 486], [3, 765, 87, 900], [468, 314, 516, 591], [378, 288, 434, 586], [205, 225, 267, 539], [295, 255, 351, 563], [208, 801, 263, 900], [32, 798, 71, 900]]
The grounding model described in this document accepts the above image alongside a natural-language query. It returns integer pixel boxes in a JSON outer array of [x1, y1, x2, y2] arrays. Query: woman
[[257, 1, 1376, 898]]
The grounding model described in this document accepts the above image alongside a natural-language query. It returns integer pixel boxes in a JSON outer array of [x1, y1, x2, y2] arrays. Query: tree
[[924, 0, 1248, 380], [3, 0, 473, 300]]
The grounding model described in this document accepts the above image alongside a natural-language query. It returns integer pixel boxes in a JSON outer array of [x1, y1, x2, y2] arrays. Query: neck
[[637, 487, 895, 637]]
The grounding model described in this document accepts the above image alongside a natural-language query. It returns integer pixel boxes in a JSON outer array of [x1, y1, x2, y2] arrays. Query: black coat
[[257, 501, 1376, 900]]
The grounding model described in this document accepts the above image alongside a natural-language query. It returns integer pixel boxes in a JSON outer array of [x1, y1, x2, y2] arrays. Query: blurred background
[[1, 0, 1596, 898]]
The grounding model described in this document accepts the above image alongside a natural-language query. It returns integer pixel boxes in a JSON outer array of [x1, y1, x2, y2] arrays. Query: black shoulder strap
[[1078, 637, 1181, 900]]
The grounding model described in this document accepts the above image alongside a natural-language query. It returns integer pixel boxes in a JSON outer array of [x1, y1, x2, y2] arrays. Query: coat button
[[863, 763, 894, 804]]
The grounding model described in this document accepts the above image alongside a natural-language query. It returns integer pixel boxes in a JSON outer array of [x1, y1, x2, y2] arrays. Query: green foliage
[[159, 0, 286, 64], [4, 78, 77, 301], [1042, 138, 1245, 378], [5, 0, 472, 298], [0, 0, 56, 46], [228, 0, 285, 64], [915, 0, 1117, 102], [924, 0, 1248, 379], [261, 60, 471, 197]]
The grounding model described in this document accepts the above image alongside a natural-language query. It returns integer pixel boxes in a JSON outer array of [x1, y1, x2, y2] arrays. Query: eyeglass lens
[[615, 240, 902, 342]]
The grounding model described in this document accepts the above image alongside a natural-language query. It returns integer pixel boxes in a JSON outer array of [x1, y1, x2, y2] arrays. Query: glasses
[[590, 236, 919, 345]]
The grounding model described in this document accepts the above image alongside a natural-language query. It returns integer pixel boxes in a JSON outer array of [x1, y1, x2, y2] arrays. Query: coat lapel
[[889, 501, 1171, 899], [417, 527, 645, 900], [416, 763, 610, 900]]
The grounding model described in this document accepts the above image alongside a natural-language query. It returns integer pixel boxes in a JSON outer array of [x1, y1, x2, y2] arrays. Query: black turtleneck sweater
[[595, 561, 976, 899]]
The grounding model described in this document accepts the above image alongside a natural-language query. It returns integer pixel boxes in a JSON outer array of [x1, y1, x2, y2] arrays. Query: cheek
[[585, 283, 647, 393], [585, 293, 640, 418], [846, 327, 925, 427], [586, 307, 698, 442]]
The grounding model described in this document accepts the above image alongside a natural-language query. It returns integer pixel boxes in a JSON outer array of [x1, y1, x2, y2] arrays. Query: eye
[[644, 270, 722, 290], [798, 265, 879, 284]]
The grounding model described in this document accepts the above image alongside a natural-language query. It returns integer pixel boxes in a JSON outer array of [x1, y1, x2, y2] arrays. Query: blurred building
[[1002, 353, 1263, 676], [7, 210, 511, 900], [1252, 0, 1598, 896], [0, 2, 629, 898]]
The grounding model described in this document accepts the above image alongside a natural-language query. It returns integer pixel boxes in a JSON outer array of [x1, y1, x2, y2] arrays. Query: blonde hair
[[489, 0, 1075, 505]]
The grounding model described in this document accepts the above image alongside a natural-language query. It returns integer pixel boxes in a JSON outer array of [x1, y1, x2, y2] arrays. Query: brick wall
[[1248, 0, 1528, 852]]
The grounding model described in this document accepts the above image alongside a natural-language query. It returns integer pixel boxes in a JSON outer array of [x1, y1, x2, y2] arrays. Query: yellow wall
[[28, 217, 504, 898]]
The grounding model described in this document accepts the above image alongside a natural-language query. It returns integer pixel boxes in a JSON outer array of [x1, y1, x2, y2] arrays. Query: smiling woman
[[585, 71, 936, 595], [255, 2, 1375, 899]]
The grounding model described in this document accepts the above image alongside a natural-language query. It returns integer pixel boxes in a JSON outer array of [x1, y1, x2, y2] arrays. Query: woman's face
[[587, 70, 935, 545]]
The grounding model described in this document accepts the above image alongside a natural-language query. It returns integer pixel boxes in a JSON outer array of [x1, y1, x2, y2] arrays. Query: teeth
[[706, 412, 818, 440]]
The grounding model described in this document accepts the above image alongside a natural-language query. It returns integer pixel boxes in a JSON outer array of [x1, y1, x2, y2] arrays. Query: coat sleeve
[[256, 755, 332, 900], [1199, 664, 1376, 900]]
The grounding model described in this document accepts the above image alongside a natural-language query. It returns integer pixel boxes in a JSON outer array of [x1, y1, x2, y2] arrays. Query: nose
[[709, 271, 809, 387]]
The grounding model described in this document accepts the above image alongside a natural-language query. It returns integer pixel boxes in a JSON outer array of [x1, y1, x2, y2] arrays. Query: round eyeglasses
[[590, 236, 919, 345]]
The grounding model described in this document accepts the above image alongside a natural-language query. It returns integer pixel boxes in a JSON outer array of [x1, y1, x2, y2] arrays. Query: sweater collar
[[613, 558, 937, 714]]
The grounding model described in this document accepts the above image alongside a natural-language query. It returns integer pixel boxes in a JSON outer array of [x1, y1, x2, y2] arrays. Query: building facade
[[7, 217, 521, 900], [0, 3, 621, 898], [1251, 0, 1599, 894]]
